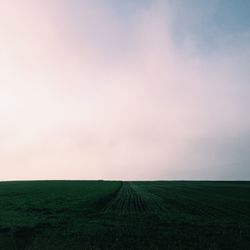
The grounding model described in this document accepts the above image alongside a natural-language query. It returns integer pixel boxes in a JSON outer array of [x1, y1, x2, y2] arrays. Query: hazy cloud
[[0, 0, 249, 180]]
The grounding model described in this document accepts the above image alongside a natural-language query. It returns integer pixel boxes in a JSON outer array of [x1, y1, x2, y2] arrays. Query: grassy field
[[0, 181, 250, 249]]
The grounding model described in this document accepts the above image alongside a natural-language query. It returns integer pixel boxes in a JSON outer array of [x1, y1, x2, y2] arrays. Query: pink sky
[[0, 0, 250, 180]]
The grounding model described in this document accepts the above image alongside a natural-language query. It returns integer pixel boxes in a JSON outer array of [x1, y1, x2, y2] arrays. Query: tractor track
[[104, 182, 148, 214], [102, 182, 166, 214]]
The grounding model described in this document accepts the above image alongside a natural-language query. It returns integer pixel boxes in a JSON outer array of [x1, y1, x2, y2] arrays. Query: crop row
[[104, 182, 149, 214]]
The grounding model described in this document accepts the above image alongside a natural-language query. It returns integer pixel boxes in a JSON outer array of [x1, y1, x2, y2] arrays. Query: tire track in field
[[103, 182, 166, 214], [104, 182, 148, 214], [130, 183, 166, 213]]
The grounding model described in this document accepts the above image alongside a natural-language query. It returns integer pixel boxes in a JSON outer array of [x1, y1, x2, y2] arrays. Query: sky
[[0, 0, 250, 180]]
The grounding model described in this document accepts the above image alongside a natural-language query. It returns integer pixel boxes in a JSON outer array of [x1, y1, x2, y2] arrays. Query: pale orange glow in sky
[[0, 0, 250, 180]]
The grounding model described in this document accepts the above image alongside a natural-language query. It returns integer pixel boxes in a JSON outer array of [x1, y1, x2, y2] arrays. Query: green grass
[[0, 181, 250, 249]]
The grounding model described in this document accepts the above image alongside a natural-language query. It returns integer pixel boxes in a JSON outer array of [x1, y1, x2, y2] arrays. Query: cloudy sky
[[0, 0, 250, 180]]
